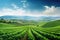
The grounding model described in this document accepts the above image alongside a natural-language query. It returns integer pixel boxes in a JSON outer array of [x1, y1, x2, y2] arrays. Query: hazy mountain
[[39, 16, 60, 21], [0, 16, 60, 21], [0, 16, 37, 20]]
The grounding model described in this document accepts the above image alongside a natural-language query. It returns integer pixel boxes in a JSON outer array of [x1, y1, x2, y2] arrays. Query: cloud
[[25, 6, 60, 17], [42, 6, 60, 16], [0, 4, 60, 17], [0, 8, 26, 16], [44, 6, 50, 9], [11, 4, 19, 9], [21, 0, 28, 8]]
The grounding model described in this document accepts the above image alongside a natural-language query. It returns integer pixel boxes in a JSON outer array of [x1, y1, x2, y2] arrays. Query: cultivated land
[[0, 20, 60, 40]]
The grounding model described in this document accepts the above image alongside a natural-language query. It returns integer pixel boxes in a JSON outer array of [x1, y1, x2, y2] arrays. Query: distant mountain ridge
[[0, 16, 60, 21], [0, 16, 37, 20]]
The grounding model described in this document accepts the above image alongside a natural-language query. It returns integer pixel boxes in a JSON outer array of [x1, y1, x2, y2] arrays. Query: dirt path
[[21, 32, 28, 40]]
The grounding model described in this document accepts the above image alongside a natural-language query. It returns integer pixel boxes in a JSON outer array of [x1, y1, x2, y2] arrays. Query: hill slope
[[42, 20, 60, 27]]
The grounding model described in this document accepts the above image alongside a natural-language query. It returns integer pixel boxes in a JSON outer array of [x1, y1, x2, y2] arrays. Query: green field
[[0, 20, 60, 40]]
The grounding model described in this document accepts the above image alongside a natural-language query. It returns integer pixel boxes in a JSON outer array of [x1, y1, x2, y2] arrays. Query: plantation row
[[32, 28, 60, 40], [0, 26, 60, 40], [0, 27, 27, 40]]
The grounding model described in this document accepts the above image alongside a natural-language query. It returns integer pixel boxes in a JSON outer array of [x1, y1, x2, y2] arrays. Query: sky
[[0, 0, 60, 17]]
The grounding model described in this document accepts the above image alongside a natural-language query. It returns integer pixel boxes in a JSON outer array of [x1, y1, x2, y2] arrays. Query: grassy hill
[[42, 20, 60, 28]]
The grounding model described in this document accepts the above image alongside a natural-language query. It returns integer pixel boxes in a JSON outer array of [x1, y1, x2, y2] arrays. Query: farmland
[[0, 20, 60, 40]]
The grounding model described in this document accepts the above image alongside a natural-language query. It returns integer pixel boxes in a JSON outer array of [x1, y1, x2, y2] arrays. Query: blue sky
[[0, 0, 60, 17], [0, 0, 60, 10]]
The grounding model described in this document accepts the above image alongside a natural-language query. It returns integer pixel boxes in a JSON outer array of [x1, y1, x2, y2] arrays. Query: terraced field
[[0, 20, 60, 40]]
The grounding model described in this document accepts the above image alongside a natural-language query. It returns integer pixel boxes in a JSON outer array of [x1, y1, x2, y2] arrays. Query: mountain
[[0, 16, 60, 21], [42, 20, 60, 27], [0, 16, 37, 20], [39, 16, 60, 21]]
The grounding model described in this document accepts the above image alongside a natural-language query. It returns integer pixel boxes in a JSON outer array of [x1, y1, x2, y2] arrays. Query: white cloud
[[0, 4, 60, 17], [11, 4, 19, 9], [25, 6, 60, 17], [44, 6, 50, 9], [0, 8, 26, 16], [42, 6, 60, 16], [21, 0, 28, 8]]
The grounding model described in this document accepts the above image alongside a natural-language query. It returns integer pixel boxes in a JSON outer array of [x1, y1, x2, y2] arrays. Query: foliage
[[0, 20, 60, 40]]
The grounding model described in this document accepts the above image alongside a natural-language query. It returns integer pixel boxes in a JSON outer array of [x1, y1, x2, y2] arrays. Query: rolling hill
[[42, 20, 60, 27]]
